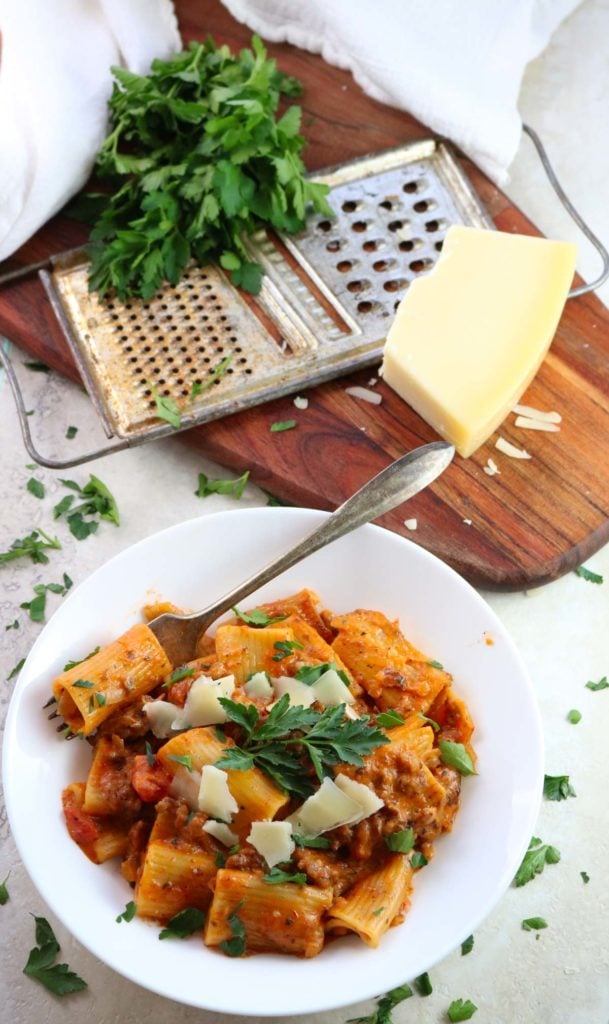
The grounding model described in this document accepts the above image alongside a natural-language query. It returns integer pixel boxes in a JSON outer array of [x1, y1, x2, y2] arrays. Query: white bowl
[[3, 509, 543, 1016]]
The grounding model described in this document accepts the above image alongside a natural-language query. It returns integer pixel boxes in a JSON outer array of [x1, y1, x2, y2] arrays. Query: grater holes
[[357, 300, 381, 315], [341, 200, 361, 213], [425, 218, 446, 232], [399, 239, 423, 252], [378, 197, 401, 211], [410, 258, 434, 273], [403, 178, 427, 194], [347, 279, 369, 294], [317, 220, 333, 232], [326, 240, 343, 252], [388, 219, 407, 232], [373, 258, 396, 272], [383, 278, 408, 292], [413, 199, 436, 213], [337, 260, 354, 273], [351, 220, 369, 233], [362, 238, 385, 252], [435, 240, 444, 252]]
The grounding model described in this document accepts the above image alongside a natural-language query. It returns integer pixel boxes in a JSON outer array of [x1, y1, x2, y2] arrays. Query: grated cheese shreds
[[513, 403, 561, 424], [403, 518, 418, 530], [483, 458, 500, 476], [495, 437, 532, 460], [345, 386, 382, 405], [293, 396, 309, 410], [515, 416, 560, 432]]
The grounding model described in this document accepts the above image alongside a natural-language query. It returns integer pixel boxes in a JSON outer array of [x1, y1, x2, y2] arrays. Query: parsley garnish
[[427, 659, 444, 670], [543, 774, 576, 801], [78, 36, 330, 301], [0, 529, 61, 565], [418, 712, 440, 732], [447, 999, 477, 1021], [0, 873, 10, 905], [72, 679, 94, 689], [216, 695, 388, 797], [23, 916, 87, 996], [168, 754, 193, 771], [26, 477, 45, 499], [219, 905, 247, 957], [567, 709, 581, 724], [145, 741, 155, 767], [7, 657, 25, 681], [585, 676, 609, 691], [24, 360, 49, 372], [6, 619, 19, 630], [116, 901, 136, 923], [411, 851, 428, 868], [263, 490, 293, 507], [295, 662, 350, 686], [164, 665, 195, 687], [438, 740, 476, 775], [190, 357, 233, 399], [20, 576, 72, 622], [272, 639, 304, 661], [159, 907, 205, 939], [54, 475, 119, 539], [580, 871, 590, 884], [522, 917, 548, 931], [574, 565, 603, 584], [414, 972, 432, 996], [66, 426, 78, 439], [348, 983, 413, 1024], [293, 834, 331, 849], [372, 907, 384, 917], [215, 852, 226, 868], [63, 646, 100, 671], [461, 934, 474, 956], [376, 709, 404, 728], [232, 606, 286, 627], [195, 470, 250, 500], [270, 420, 297, 433], [95, 692, 106, 707], [262, 867, 307, 886], [385, 828, 414, 854], [514, 836, 560, 887], [149, 385, 182, 429]]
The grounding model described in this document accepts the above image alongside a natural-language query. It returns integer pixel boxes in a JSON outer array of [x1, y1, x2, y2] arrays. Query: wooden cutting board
[[1, 0, 609, 591]]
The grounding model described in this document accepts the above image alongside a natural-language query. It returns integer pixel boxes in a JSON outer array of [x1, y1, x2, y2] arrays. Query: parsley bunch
[[216, 694, 388, 797], [78, 35, 331, 300]]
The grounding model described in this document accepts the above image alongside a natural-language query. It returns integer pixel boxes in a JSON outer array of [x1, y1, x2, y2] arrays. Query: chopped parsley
[[168, 754, 193, 772], [263, 490, 293, 507], [418, 712, 440, 732], [414, 972, 432, 996], [195, 469, 250, 500], [567, 709, 581, 724], [63, 647, 100, 671], [295, 662, 350, 686], [461, 934, 474, 956], [574, 565, 603, 584], [580, 871, 590, 884], [23, 916, 87, 996], [0, 873, 10, 906], [7, 657, 25, 681], [372, 907, 384, 917], [190, 356, 233, 399], [219, 905, 246, 957], [376, 709, 405, 728], [411, 851, 428, 868], [348, 983, 413, 1024], [543, 774, 576, 801], [20, 577, 72, 622], [150, 385, 181, 429], [514, 836, 560, 887], [72, 679, 94, 690], [427, 659, 444, 670], [447, 999, 477, 1022], [158, 906, 205, 939], [54, 475, 120, 540], [145, 741, 155, 767], [269, 420, 297, 433], [24, 360, 50, 372], [262, 867, 307, 885], [293, 834, 331, 849], [585, 676, 609, 691], [522, 917, 548, 931], [385, 828, 414, 854], [232, 605, 286, 627], [116, 901, 136, 923], [164, 665, 195, 687], [26, 477, 45, 499], [66, 426, 78, 440], [272, 639, 304, 661], [5, 619, 19, 631], [438, 740, 476, 775], [0, 529, 61, 566]]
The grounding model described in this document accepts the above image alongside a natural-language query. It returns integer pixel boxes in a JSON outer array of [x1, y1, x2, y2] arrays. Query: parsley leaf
[[385, 828, 414, 854], [567, 709, 581, 724], [145, 741, 155, 767], [376, 709, 404, 728], [195, 470, 250, 500], [414, 972, 432, 996], [263, 490, 293, 507], [514, 836, 561, 887], [164, 665, 195, 687], [7, 657, 25, 681], [574, 565, 603, 584], [438, 740, 476, 775], [54, 475, 120, 539], [418, 712, 440, 732], [580, 871, 590, 884], [585, 676, 609, 691], [262, 867, 307, 885], [0, 529, 61, 565], [190, 356, 233, 399], [116, 901, 136, 923], [159, 906, 205, 939], [23, 916, 87, 996], [149, 384, 182, 429], [26, 477, 45, 499], [293, 834, 332, 849], [5, 619, 19, 630], [168, 754, 193, 772], [411, 851, 428, 868], [295, 662, 350, 686], [72, 679, 94, 689], [272, 639, 303, 661], [348, 983, 413, 1024], [66, 426, 78, 440], [232, 605, 286, 627], [461, 934, 474, 956], [219, 906, 246, 957], [427, 659, 444, 670], [270, 420, 297, 433], [24, 360, 50, 372], [20, 577, 72, 622], [0, 873, 10, 905], [63, 647, 100, 672], [447, 999, 477, 1021], [543, 774, 576, 801], [522, 917, 548, 931]]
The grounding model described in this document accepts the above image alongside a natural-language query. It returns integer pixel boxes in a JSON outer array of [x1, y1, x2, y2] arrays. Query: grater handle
[[523, 124, 609, 299]]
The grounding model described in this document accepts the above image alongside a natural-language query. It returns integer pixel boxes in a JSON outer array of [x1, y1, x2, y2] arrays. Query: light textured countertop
[[1, 3, 609, 1022]]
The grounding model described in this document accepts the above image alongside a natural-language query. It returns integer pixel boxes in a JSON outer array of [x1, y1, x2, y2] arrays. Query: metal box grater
[[37, 139, 492, 446]]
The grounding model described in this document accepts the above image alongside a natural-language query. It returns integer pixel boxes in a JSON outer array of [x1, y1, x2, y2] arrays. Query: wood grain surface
[[1, 0, 608, 591]]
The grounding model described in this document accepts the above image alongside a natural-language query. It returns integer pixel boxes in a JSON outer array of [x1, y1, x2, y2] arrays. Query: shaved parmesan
[[273, 676, 316, 708], [244, 671, 273, 700], [514, 415, 560, 432], [198, 765, 238, 821], [170, 768, 202, 810], [483, 458, 500, 476], [495, 437, 531, 459], [403, 518, 418, 530], [345, 386, 382, 405], [463, 518, 472, 526], [312, 669, 355, 708], [293, 396, 309, 410], [144, 699, 181, 738], [287, 778, 363, 836], [334, 774, 384, 822], [368, 377, 378, 386], [248, 821, 295, 869], [344, 705, 361, 720], [175, 674, 235, 728], [513, 403, 561, 424], [203, 820, 239, 847]]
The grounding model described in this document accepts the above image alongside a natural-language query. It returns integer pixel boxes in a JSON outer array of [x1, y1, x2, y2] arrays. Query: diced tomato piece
[[62, 788, 100, 846], [130, 755, 172, 803]]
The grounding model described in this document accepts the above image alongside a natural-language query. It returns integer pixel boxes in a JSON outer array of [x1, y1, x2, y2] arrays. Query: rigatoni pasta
[[54, 589, 475, 958]]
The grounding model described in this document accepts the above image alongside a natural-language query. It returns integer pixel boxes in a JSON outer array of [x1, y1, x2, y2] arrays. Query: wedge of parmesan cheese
[[144, 699, 181, 738], [170, 768, 202, 810], [287, 778, 364, 837], [176, 674, 235, 728], [198, 765, 238, 821], [248, 821, 295, 869], [203, 820, 239, 847], [312, 669, 355, 708], [244, 671, 273, 700], [272, 676, 317, 708], [334, 774, 384, 822]]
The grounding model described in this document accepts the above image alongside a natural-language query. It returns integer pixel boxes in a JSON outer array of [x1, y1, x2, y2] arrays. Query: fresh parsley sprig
[[54, 475, 120, 540], [0, 529, 61, 566], [232, 605, 286, 627], [159, 906, 205, 940], [23, 916, 87, 996], [196, 469, 249, 500], [543, 774, 576, 801], [514, 836, 560, 887], [348, 983, 413, 1024]]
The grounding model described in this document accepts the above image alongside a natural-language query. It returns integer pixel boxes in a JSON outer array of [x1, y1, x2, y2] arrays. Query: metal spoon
[[148, 441, 454, 664]]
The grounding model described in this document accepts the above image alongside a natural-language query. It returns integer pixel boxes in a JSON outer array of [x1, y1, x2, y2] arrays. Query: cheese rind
[[381, 226, 577, 457]]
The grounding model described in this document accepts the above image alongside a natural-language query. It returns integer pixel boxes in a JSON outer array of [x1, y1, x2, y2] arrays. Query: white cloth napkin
[[221, 0, 581, 185], [0, 0, 180, 261]]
